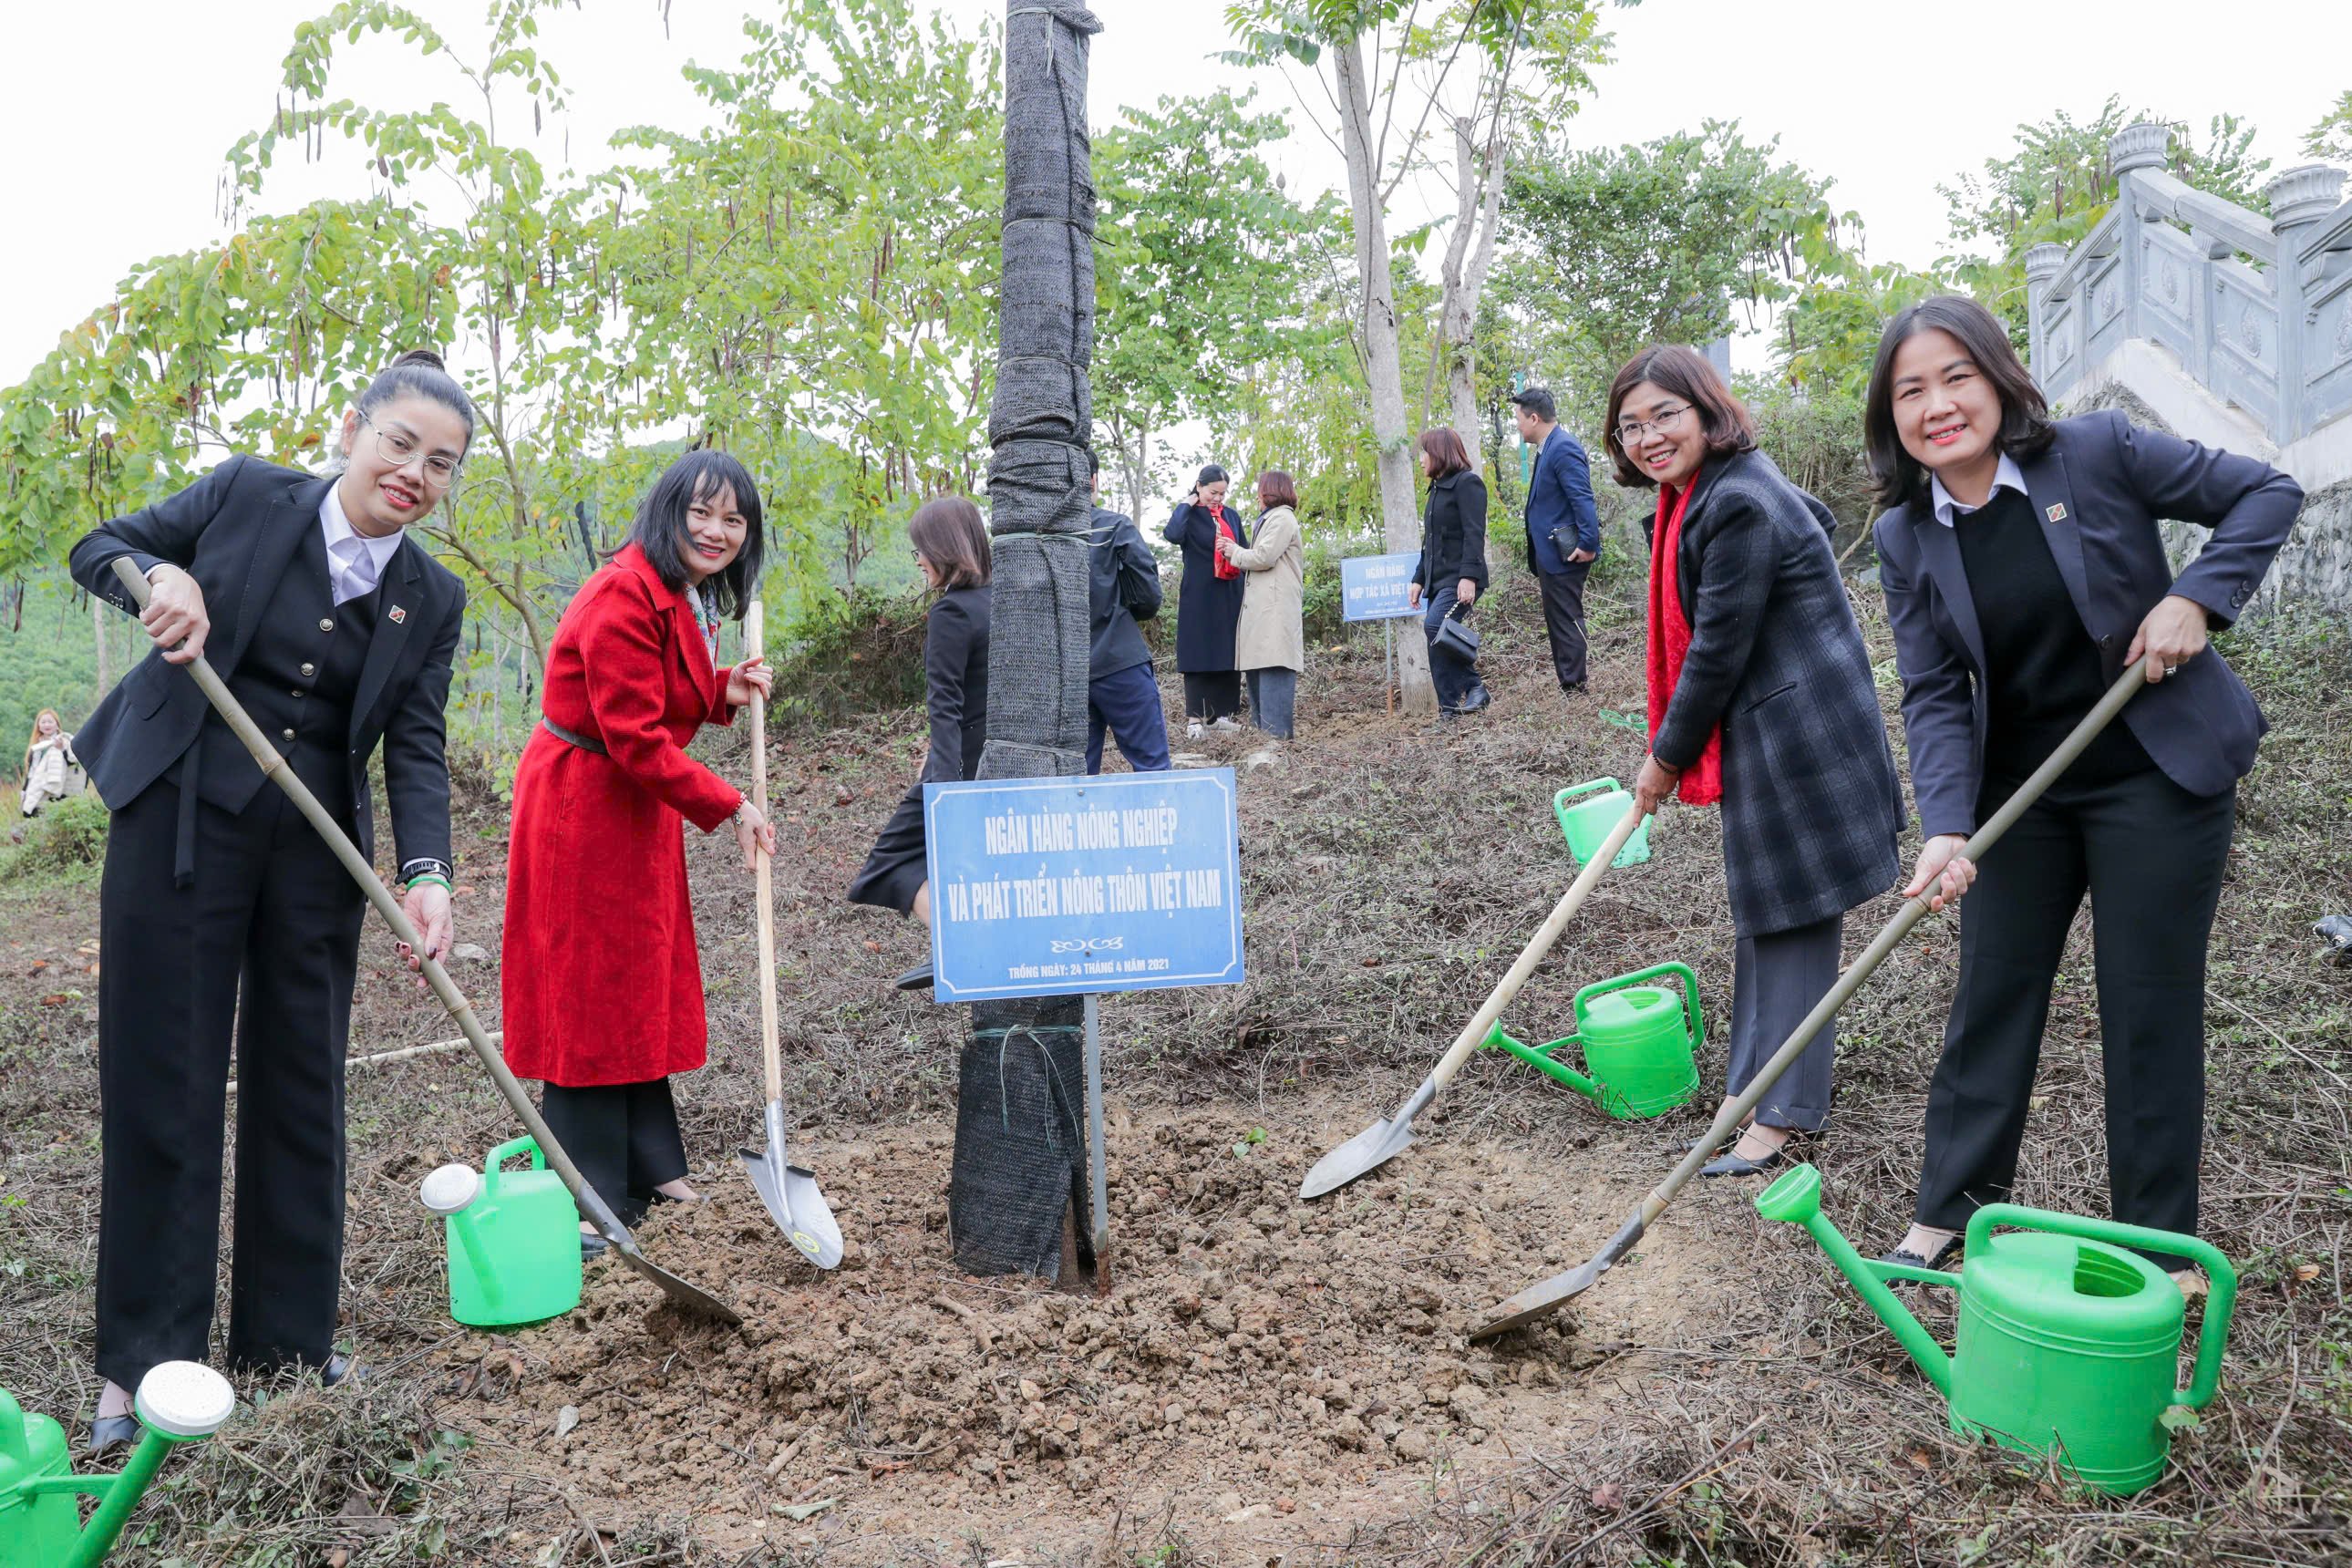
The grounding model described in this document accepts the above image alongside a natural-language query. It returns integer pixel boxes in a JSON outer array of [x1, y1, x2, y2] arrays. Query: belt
[[541, 716, 608, 755]]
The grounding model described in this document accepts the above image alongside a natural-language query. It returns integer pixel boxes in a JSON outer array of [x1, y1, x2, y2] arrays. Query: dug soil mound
[[443, 1097, 1732, 1562]]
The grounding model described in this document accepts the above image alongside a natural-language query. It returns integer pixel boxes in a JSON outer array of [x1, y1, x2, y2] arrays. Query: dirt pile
[[446, 1099, 1722, 1554]]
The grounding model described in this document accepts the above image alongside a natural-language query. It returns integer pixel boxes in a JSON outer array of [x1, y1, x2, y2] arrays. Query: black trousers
[[1181, 671, 1242, 722], [95, 779, 365, 1389], [847, 781, 928, 915], [540, 1078, 687, 1228], [1727, 912, 1844, 1131], [1914, 766, 2234, 1260], [1535, 562, 1591, 690]]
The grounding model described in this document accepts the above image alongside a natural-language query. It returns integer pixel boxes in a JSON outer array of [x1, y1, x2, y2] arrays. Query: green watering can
[[419, 1136, 584, 1328], [1, 1363, 234, 1567], [1482, 963, 1702, 1119], [1554, 779, 1652, 870], [1759, 1164, 2238, 1496]]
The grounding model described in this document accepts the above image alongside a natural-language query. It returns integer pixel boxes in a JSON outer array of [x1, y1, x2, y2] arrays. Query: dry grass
[[2, 555, 2347, 1565]]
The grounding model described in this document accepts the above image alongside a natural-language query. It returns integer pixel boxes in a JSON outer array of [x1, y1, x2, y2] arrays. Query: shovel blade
[[604, 1239, 744, 1325], [1469, 1210, 1649, 1339], [741, 1102, 844, 1269], [1298, 1115, 1416, 1201]]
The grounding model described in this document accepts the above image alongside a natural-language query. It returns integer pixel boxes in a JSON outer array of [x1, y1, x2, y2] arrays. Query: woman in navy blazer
[[1866, 295, 2300, 1276]]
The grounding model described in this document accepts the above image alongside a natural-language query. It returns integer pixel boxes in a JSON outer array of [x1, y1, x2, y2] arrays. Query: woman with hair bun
[[67, 347, 478, 1449], [1163, 463, 1248, 736], [501, 449, 778, 1251]]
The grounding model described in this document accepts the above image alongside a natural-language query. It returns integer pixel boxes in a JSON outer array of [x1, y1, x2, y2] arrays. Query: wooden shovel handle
[[746, 603, 784, 1105], [1428, 801, 1644, 1093]]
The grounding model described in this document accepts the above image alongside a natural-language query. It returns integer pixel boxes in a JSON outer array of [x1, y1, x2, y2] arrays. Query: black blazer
[[921, 584, 991, 784], [1874, 410, 2301, 840], [1412, 470, 1491, 594], [67, 454, 465, 871], [1650, 448, 1903, 937]]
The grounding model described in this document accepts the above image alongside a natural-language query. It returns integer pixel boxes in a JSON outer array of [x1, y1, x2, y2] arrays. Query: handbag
[[1430, 605, 1480, 665]]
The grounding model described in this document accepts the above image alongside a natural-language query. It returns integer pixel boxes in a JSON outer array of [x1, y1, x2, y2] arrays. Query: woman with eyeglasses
[[850, 495, 993, 990], [66, 348, 475, 1450], [1609, 346, 1903, 1180], [1865, 295, 2298, 1278], [501, 450, 778, 1253], [1163, 464, 1249, 736]]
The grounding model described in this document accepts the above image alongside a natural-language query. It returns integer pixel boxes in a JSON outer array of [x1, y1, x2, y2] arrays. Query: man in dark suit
[[1511, 386, 1602, 694], [67, 365, 470, 1449], [1085, 456, 1169, 773]]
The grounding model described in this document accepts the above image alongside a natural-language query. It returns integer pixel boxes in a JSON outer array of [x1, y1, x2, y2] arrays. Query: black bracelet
[[398, 857, 454, 885]]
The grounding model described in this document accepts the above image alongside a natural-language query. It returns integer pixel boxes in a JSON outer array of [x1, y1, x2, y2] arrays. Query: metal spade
[[1300, 800, 1645, 1200], [733, 602, 844, 1268], [1471, 661, 2151, 1339], [108, 559, 740, 1326]]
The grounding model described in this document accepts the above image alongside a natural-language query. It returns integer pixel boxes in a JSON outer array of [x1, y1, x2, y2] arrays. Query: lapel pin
[[2045, 502, 2068, 523], [388, 605, 407, 624]]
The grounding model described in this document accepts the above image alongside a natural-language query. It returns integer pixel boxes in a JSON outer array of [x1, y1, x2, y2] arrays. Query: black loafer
[[1880, 1234, 1962, 1272], [1700, 1146, 1787, 1179], [85, 1413, 139, 1458], [893, 962, 934, 993], [581, 1231, 610, 1259], [323, 1353, 365, 1388]]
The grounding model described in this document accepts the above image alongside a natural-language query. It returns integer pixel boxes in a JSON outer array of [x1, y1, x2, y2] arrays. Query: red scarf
[[1645, 477, 1724, 807], [1209, 504, 1241, 580]]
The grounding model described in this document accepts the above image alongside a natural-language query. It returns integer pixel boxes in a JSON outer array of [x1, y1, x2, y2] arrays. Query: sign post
[[1342, 552, 1423, 717]]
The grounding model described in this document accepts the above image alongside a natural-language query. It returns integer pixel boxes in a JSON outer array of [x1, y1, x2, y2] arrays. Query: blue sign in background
[[923, 768, 1244, 1002], [1340, 552, 1424, 621]]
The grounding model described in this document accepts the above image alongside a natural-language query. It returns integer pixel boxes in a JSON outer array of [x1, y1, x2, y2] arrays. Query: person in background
[[67, 347, 471, 1452], [500, 450, 776, 1255], [1162, 464, 1247, 736], [20, 707, 78, 816], [1407, 428, 1491, 718], [1086, 451, 1170, 773], [1866, 294, 2299, 1280], [1611, 345, 1903, 1181], [850, 495, 993, 990], [1511, 386, 1602, 696], [1216, 470, 1305, 741]]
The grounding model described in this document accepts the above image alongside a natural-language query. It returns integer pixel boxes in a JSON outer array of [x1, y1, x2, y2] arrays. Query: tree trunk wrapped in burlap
[[948, 0, 1103, 1280]]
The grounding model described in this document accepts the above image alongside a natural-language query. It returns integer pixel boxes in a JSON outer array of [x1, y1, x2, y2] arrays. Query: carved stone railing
[[2027, 123, 2352, 450]]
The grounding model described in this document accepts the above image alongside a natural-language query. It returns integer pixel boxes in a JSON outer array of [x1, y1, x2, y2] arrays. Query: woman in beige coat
[[1215, 469, 1305, 739]]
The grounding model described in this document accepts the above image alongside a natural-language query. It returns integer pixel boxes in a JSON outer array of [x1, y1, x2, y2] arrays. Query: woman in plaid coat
[[1612, 346, 1903, 1178]]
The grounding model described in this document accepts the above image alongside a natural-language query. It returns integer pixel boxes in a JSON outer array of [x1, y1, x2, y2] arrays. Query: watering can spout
[[1757, 1165, 1955, 1398], [1480, 1022, 1609, 1108]]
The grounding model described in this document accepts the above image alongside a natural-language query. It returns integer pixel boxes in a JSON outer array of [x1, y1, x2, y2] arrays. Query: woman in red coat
[[502, 451, 776, 1252]]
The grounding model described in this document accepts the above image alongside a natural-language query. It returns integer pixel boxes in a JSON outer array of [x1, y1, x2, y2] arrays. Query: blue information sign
[[922, 769, 1244, 1002], [1340, 552, 1423, 621]]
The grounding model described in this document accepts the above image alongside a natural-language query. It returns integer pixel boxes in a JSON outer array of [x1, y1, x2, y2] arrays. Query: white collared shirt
[[320, 480, 405, 605], [1928, 452, 2028, 528]]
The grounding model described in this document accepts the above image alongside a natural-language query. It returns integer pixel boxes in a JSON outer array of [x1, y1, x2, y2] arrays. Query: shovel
[[1300, 799, 1645, 1200], [1471, 660, 2152, 1338], [108, 559, 740, 1326], [734, 602, 845, 1269]]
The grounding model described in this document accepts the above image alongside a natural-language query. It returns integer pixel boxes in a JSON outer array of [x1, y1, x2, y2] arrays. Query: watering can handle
[[1553, 779, 1624, 810], [1967, 1204, 2239, 1410], [482, 1135, 545, 1197], [1571, 962, 1704, 1053]]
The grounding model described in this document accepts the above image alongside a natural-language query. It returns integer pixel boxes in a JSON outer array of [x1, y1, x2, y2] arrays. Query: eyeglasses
[[1614, 403, 1691, 447], [361, 414, 462, 488]]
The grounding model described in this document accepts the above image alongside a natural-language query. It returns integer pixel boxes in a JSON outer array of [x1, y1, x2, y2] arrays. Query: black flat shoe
[[1880, 1234, 1962, 1272], [581, 1231, 610, 1259], [85, 1413, 139, 1458], [1700, 1145, 1788, 1179], [893, 962, 934, 993]]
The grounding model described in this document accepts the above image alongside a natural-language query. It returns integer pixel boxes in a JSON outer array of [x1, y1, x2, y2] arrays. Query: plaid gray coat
[[1648, 449, 1903, 937]]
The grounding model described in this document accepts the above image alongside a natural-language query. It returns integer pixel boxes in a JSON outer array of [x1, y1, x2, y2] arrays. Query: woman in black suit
[[1161, 464, 1247, 735], [1866, 295, 2300, 1274], [850, 495, 992, 989], [1407, 428, 1491, 717], [1612, 346, 1904, 1179]]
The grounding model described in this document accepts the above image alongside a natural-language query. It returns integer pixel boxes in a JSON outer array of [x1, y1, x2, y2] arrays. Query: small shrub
[[0, 790, 108, 884]]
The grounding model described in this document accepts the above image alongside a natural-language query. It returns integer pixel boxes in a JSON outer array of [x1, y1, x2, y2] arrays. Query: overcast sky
[[1, 0, 2342, 387]]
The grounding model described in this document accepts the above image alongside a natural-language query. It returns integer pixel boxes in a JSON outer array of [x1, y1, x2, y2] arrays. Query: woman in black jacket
[[1614, 346, 1904, 1178], [850, 495, 992, 989], [1161, 464, 1247, 735], [1407, 428, 1491, 717], [1866, 295, 2299, 1275]]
